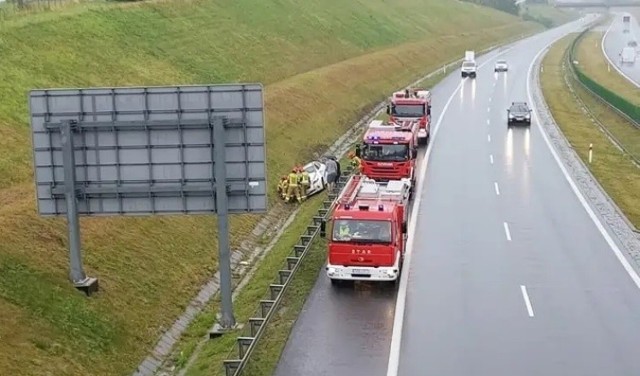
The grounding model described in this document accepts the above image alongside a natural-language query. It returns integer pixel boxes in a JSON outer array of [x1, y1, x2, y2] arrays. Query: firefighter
[[299, 166, 310, 200], [285, 168, 301, 203], [337, 220, 351, 239], [404, 88, 410, 98], [277, 175, 288, 200], [348, 151, 362, 174]]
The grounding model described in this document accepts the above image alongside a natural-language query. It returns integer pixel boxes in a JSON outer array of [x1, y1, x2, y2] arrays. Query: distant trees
[[459, 0, 520, 15]]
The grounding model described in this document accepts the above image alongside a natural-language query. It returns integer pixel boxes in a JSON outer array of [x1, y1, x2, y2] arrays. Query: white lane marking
[[504, 222, 512, 241], [487, 119, 490, 125], [520, 285, 535, 317], [489, 97, 492, 102], [494, 182, 501, 196], [488, 134, 491, 142], [527, 25, 640, 291], [489, 154, 494, 164], [386, 43, 522, 376], [487, 107, 491, 112], [601, 18, 640, 88]]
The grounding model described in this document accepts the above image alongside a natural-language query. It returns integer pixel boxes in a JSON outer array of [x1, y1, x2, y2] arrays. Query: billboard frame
[[29, 84, 266, 328]]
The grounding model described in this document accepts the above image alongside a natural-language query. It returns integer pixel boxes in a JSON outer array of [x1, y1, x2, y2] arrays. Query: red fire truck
[[320, 175, 411, 285], [357, 121, 418, 186], [386, 88, 432, 146]]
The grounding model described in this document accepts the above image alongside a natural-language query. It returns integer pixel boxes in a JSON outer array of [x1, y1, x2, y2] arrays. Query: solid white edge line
[[527, 19, 640, 290], [503, 222, 512, 241], [385, 43, 520, 376], [601, 16, 640, 88], [494, 182, 501, 196], [489, 154, 494, 164], [520, 285, 535, 317]]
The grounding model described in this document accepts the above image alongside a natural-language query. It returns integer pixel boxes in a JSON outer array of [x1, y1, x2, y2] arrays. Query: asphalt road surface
[[602, 10, 640, 86], [274, 14, 640, 376], [396, 15, 640, 376], [272, 40, 536, 376]]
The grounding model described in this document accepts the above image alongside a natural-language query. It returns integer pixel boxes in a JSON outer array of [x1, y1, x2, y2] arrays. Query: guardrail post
[[223, 360, 241, 376], [248, 318, 265, 337], [293, 245, 306, 257], [259, 300, 274, 317], [286, 257, 300, 270], [278, 270, 291, 285], [269, 284, 284, 300], [237, 337, 254, 359]]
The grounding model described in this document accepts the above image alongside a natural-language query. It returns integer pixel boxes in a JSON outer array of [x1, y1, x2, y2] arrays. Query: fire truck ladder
[[338, 175, 411, 206]]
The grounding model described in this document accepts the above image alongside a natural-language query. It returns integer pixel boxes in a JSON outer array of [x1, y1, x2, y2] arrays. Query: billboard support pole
[[60, 119, 99, 296], [214, 116, 236, 330]]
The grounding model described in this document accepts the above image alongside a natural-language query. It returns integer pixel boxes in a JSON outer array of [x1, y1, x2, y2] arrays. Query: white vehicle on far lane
[[303, 160, 328, 196], [494, 59, 508, 72]]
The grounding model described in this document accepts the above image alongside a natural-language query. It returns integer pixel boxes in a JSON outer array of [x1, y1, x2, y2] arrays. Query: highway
[[274, 14, 640, 376], [394, 14, 640, 376], [602, 10, 640, 86]]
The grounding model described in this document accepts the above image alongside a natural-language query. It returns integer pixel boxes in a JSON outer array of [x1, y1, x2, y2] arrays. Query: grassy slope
[[577, 31, 640, 106], [523, 3, 579, 27], [541, 34, 640, 228], [0, 0, 540, 374]]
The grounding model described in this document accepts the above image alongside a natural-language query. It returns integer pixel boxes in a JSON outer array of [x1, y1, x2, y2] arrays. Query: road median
[[540, 33, 640, 231]]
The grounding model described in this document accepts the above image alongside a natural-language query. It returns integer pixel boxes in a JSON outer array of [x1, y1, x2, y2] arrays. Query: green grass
[[576, 31, 640, 107], [521, 3, 579, 28], [541, 34, 640, 229], [180, 193, 327, 376], [0, 0, 541, 374]]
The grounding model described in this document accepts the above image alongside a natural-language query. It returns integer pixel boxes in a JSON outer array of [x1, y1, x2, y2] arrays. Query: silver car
[[494, 59, 508, 72]]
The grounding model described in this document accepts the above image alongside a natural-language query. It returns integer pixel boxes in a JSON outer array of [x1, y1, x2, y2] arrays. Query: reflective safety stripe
[[288, 173, 298, 185]]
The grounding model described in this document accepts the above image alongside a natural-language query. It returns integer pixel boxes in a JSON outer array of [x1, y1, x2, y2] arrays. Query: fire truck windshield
[[332, 219, 392, 244], [361, 143, 409, 162], [391, 104, 424, 117]]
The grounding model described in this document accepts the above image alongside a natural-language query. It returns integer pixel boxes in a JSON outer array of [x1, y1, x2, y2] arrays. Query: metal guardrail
[[220, 168, 353, 376], [565, 28, 640, 167], [567, 28, 640, 128]]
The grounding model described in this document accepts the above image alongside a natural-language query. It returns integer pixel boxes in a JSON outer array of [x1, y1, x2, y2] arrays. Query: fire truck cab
[[320, 175, 411, 285], [356, 121, 417, 186], [386, 88, 432, 146]]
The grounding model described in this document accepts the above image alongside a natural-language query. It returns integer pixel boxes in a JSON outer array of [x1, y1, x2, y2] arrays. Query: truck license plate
[[351, 269, 370, 275]]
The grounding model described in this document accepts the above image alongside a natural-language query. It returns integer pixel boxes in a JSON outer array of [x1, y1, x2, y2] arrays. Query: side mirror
[[386, 105, 391, 115], [411, 148, 418, 159], [402, 222, 408, 234], [355, 144, 361, 158], [320, 219, 326, 238]]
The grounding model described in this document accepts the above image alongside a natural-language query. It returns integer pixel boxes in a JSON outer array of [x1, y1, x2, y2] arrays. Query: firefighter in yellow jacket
[[348, 151, 362, 174], [285, 168, 301, 203], [277, 175, 288, 200], [299, 166, 310, 200]]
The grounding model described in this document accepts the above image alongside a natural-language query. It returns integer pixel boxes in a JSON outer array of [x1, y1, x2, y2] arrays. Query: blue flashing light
[[367, 135, 381, 140], [378, 204, 384, 211]]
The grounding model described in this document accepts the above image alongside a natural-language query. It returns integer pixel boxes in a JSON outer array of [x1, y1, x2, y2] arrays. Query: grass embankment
[[577, 31, 640, 106], [541, 34, 640, 228], [522, 3, 579, 28], [0, 0, 540, 374], [575, 31, 640, 162]]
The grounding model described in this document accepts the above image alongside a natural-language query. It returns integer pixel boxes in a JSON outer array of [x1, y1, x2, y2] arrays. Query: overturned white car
[[302, 160, 328, 196]]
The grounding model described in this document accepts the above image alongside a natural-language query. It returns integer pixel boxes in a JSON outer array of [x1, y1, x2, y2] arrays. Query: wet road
[[602, 10, 640, 86], [272, 35, 531, 376], [396, 15, 640, 376]]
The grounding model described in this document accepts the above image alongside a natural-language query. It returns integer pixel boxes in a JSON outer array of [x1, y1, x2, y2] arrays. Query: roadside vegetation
[[541, 34, 640, 229], [577, 31, 640, 106], [521, 2, 579, 28], [0, 0, 541, 374]]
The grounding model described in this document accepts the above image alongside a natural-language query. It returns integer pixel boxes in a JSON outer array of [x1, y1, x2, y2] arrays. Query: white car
[[302, 160, 327, 196], [494, 60, 508, 72]]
